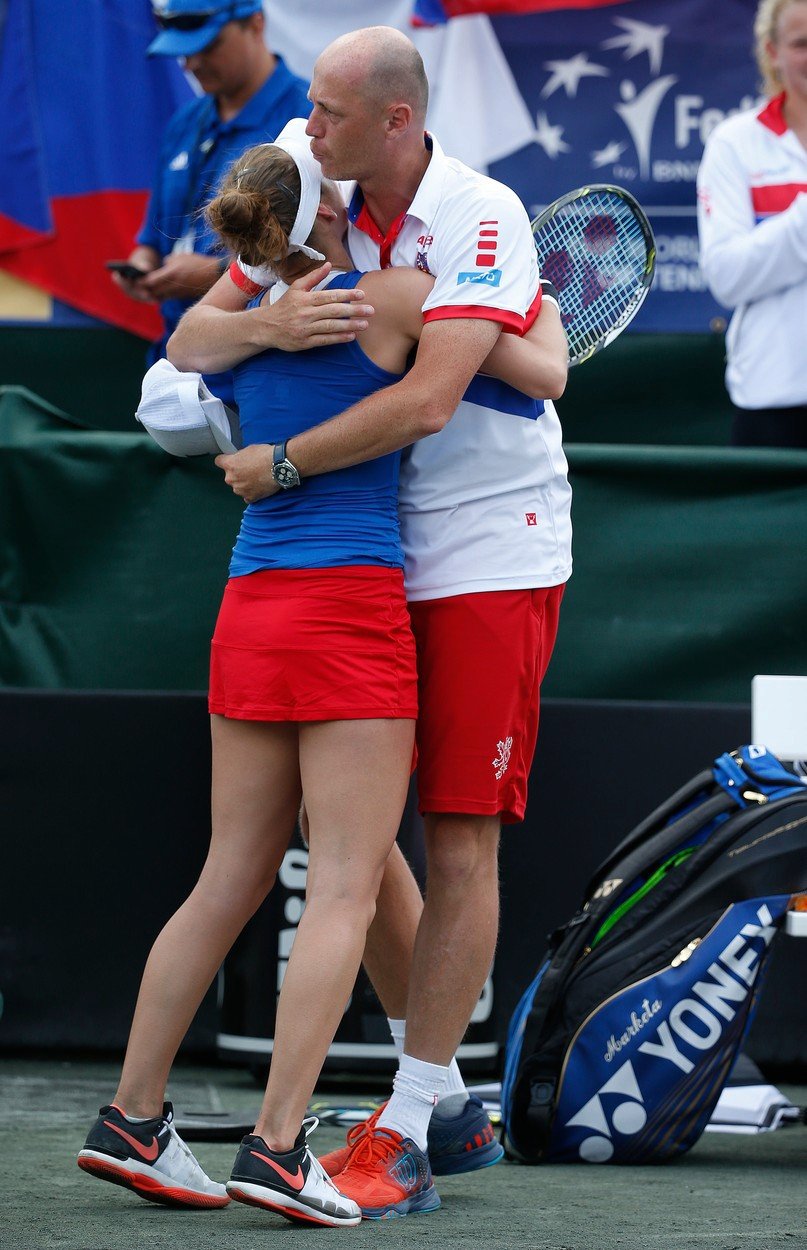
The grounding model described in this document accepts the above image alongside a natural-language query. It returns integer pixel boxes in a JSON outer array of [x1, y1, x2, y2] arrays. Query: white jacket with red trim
[[697, 94, 807, 410]]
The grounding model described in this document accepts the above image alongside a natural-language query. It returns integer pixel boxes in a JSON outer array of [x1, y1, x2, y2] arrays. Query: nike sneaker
[[334, 1125, 440, 1220], [427, 1093, 504, 1175], [320, 1093, 503, 1178], [77, 1101, 229, 1208], [226, 1116, 361, 1228]]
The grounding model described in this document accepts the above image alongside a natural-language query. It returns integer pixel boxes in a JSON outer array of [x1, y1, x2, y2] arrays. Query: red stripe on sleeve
[[751, 183, 807, 215], [423, 304, 525, 332]]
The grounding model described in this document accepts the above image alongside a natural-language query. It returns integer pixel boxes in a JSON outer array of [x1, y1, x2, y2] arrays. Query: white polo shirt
[[236, 133, 573, 601], [345, 135, 572, 600]]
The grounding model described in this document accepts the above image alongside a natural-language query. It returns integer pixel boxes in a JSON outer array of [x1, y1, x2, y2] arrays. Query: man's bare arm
[[216, 318, 501, 503], [167, 262, 375, 374]]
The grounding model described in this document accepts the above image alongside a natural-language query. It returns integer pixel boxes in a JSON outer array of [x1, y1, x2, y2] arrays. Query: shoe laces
[[342, 1126, 403, 1174], [342, 1102, 385, 1152], [300, 1117, 344, 1194], [166, 1122, 207, 1182], [348, 1104, 384, 1143]]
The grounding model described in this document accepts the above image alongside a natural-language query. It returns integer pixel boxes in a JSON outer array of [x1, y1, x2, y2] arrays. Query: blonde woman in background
[[697, 0, 807, 447]]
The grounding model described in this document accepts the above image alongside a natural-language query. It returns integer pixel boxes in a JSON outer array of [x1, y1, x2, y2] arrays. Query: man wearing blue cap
[[111, 1, 310, 404]]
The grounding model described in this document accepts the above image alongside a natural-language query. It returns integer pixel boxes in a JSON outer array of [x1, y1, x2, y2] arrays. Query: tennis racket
[[531, 184, 656, 367]]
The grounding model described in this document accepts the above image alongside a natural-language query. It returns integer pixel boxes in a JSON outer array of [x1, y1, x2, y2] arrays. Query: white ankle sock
[[377, 1052, 449, 1150], [386, 1018, 468, 1106], [439, 1058, 469, 1103], [387, 1017, 406, 1058]]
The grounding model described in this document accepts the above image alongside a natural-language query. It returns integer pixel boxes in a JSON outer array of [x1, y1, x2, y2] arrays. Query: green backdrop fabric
[[0, 387, 241, 691], [1, 387, 805, 701], [546, 445, 807, 702], [0, 328, 733, 443], [0, 328, 149, 433], [558, 333, 733, 446]]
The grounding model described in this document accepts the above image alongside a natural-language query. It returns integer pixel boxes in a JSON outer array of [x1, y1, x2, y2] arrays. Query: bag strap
[[582, 768, 715, 898]]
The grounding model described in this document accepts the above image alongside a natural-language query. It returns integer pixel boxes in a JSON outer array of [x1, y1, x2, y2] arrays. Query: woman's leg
[[253, 716, 415, 1149], [114, 715, 302, 1116]]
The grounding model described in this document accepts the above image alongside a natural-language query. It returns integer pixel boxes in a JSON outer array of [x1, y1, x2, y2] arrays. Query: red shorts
[[209, 566, 418, 722], [408, 585, 564, 824]]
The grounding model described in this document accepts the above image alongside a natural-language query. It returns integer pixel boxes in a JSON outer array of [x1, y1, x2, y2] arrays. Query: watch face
[[274, 460, 300, 488]]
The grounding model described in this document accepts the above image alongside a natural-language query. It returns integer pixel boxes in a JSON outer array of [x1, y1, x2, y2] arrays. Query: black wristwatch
[[272, 440, 301, 490]]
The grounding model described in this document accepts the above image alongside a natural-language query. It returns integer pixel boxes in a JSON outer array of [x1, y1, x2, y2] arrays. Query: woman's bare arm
[[479, 297, 568, 401]]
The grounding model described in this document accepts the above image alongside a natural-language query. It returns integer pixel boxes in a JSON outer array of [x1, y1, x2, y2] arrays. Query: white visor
[[272, 116, 325, 262], [233, 117, 325, 287]]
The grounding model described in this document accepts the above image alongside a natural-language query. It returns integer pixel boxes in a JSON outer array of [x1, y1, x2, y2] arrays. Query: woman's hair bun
[[206, 145, 301, 268]]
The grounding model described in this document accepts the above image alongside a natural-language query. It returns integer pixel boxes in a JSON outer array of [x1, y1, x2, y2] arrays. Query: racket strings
[[533, 190, 653, 365]]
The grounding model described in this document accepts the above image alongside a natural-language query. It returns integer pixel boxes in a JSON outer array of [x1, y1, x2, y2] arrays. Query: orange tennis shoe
[[334, 1125, 441, 1220], [321, 1093, 503, 1178]]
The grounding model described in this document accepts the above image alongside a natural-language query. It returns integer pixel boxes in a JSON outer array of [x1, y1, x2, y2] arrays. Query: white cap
[[136, 359, 241, 457]]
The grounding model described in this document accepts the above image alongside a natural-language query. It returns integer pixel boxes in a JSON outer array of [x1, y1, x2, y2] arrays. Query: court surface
[[3, 1056, 805, 1250]]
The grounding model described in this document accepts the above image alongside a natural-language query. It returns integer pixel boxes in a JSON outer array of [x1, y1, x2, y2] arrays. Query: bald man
[[169, 26, 571, 1219]]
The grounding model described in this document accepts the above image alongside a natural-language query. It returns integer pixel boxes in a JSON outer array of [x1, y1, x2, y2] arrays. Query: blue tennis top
[[229, 272, 405, 576]]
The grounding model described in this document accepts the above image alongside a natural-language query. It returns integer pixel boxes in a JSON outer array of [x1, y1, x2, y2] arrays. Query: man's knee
[[423, 813, 500, 890]]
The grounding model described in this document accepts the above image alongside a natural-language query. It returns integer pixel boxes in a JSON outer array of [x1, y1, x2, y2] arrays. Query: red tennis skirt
[[209, 566, 418, 722]]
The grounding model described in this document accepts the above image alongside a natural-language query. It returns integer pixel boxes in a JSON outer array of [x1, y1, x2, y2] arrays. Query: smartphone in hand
[[106, 260, 149, 282]]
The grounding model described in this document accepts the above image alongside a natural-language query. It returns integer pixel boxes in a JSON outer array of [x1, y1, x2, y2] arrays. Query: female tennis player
[[77, 119, 564, 1228]]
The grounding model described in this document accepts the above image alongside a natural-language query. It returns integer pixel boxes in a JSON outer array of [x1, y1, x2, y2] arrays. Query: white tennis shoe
[[77, 1100, 229, 1208], [227, 1116, 361, 1227]]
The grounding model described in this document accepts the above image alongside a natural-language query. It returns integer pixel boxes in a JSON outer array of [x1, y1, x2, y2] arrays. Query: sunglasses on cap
[[152, 5, 235, 32]]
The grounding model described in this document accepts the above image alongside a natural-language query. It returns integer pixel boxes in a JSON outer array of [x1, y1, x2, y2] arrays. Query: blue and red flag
[[413, 0, 633, 24], [0, 0, 192, 338]]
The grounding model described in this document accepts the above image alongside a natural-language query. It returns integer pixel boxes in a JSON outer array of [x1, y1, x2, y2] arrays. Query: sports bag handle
[[583, 747, 806, 901]]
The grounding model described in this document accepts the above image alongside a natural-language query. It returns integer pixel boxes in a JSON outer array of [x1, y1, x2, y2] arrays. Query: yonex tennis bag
[[501, 745, 807, 1164]]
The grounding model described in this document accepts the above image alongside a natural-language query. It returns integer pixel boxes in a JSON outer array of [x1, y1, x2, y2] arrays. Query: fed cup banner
[[486, 0, 759, 331], [1, 0, 761, 334]]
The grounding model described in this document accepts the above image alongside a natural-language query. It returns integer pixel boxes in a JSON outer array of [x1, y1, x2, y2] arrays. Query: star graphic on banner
[[591, 140, 626, 167], [533, 113, 571, 158], [540, 51, 610, 99], [601, 17, 669, 77]]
